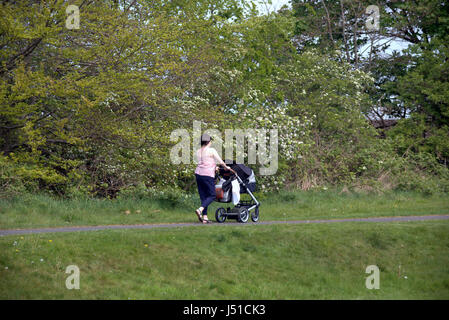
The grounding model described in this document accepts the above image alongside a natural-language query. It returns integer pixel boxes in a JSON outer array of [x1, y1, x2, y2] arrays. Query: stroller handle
[[222, 166, 236, 175], [218, 165, 237, 175]]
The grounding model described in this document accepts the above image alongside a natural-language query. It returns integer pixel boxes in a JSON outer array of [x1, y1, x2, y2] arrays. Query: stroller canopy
[[222, 160, 253, 182]]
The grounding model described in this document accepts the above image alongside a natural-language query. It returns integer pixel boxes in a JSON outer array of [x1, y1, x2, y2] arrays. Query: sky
[[255, 0, 291, 15], [253, 0, 410, 56]]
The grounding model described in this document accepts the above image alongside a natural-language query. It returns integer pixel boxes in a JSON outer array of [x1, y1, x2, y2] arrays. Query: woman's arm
[[211, 149, 230, 169]]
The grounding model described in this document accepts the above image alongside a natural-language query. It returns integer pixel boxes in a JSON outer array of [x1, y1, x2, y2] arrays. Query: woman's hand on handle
[[225, 165, 236, 174], [221, 163, 231, 171]]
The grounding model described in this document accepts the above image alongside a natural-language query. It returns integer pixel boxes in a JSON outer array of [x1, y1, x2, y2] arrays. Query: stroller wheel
[[251, 206, 260, 222], [215, 207, 227, 223], [237, 208, 249, 223]]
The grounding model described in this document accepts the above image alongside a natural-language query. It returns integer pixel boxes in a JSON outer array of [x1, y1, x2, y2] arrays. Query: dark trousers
[[195, 174, 216, 215]]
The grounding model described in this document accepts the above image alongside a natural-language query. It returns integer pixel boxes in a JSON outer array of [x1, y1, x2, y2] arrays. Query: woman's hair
[[200, 133, 212, 146]]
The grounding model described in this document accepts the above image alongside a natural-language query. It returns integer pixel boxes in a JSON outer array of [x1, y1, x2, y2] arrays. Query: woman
[[194, 133, 230, 224]]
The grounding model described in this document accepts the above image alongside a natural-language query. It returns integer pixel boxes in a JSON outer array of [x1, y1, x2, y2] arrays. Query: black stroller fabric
[[230, 163, 252, 181], [219, 161, 256, 193], [241, 181, 256, 193], [221, 179, 232, 192]]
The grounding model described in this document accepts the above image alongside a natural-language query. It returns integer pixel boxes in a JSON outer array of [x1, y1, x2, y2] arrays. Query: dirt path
[[1, 214, 448, 237]]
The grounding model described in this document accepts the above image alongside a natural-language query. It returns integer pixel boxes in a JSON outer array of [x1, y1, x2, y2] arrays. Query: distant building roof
[[370, 119, 398, 129]]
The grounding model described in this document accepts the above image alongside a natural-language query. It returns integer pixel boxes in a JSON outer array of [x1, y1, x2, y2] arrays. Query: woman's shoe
[[195, 209, 203, 223], [202, 217, 212, 224]]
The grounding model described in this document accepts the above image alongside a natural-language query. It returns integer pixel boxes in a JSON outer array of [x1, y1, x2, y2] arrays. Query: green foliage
[[393, 153, 449, 194], [0, 0, 235, 197], [0, 0, 447, 197], [387, 114, 449, 162], [0, 155, 26, 198], [289, 0, 449, 193]]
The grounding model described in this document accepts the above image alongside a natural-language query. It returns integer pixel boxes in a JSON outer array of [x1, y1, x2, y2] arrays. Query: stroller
[[214, 161, 260, 223]]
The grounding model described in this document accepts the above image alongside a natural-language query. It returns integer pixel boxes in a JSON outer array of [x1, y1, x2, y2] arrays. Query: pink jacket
[[195, 146, 222, 178]]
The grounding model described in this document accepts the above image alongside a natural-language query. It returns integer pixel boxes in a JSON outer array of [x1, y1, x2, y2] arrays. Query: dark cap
[[201, 133, 212, 142]]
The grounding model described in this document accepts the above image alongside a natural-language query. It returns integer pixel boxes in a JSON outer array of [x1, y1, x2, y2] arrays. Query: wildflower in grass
[[48, 240, 53, 243], [4, 267, 8, 270], [40, 258, 44, 262], [144, 244, 149, 248]]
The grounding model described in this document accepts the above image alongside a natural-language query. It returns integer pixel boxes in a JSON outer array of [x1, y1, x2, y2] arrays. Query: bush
[[392, 153, 449, 194], [0, 155, 27, 198]]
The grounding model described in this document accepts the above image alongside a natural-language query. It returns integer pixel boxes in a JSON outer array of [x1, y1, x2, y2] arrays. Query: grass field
[[1, 190, 448, 299], [1, 190, 448, 229], [1, 220, 448, 299]]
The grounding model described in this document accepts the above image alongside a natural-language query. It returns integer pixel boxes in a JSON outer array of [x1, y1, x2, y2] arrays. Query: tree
[[292, 0, 449, 166], [0, 0, 244, 196]]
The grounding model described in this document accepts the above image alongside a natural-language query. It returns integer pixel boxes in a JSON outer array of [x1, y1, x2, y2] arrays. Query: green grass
[[0, 190, 448, 229], [1, 220, 448, 299]]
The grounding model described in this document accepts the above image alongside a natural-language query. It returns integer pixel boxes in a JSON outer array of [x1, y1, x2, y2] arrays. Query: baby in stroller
[[214, 161, 260, 223]]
